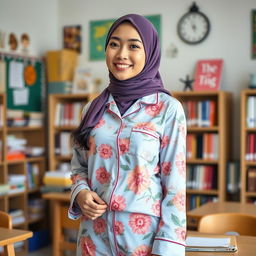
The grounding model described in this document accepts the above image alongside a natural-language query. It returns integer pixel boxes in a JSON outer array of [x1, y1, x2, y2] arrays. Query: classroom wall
[[1, 0, 256, 159], [0, 0, 59, 55]]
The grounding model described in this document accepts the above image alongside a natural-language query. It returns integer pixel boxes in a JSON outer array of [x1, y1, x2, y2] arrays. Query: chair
[[0, 210, 12, 229], [198, 213, 256, 236]]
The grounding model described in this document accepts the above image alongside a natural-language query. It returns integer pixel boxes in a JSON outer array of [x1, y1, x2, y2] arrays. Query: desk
[[43, 192, 79, 256], [0, 227, 33, 256], [187, 202, 256, 229], [187, 231, 256, 256]]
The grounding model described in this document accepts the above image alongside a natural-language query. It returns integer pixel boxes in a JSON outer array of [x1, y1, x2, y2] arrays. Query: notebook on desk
[[185, 234, 238, 252]]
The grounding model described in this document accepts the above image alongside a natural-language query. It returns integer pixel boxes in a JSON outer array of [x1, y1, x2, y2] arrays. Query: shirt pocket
[[129, 128, 160, 162]]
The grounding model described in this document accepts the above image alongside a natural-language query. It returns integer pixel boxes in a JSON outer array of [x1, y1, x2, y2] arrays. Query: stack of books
[[8, 174, 26, 194], [9, 208, 25, 225], [0, 183, 10, 195], [7, 110, 27, 127], [7, 135, 26, 160], [28, 198, 45, 221]]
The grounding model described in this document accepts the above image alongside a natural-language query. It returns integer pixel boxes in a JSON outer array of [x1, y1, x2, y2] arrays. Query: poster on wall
[[252, 10, 256, 59], [63, 25, 82, 53], [89, 15, 161, 61]]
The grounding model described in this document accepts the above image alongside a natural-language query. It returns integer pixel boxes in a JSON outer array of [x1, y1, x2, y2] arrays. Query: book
[[194, 59, 223, 91], [186, 234, 237, 252]]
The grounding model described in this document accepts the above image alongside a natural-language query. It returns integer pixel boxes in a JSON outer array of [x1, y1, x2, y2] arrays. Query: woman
[[69, 14, 186, 256]]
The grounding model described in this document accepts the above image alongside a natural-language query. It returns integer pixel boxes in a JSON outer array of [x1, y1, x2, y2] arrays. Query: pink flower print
[[80, 236, 96, 256], [88, 136, 96, 156], [127, 166, 151, 194], [157, 219, 164, 232], [131, 245, 152, 256], [161, 162, 172, 176], [96, 167, 110, 184], [129, 213, 152, 234], [175, 226, 186, 242], [114, 221, 124, 235], [153, 164, 160, 174], [179, 124, 186, 138], [145, 101, 165, 117], [151, 200, 161, 216], [93, 218, 106, 234], [94, 118, 105, 129], [70, 174, 83, 184], [134, 122, 156, 132], [161, 135, 170, 149], [175, 152, 186, 178], [119, 138, 130, 155], [111, 195, 126, 211], [98, 144, 113, 159], [172, 190, 186, 212]]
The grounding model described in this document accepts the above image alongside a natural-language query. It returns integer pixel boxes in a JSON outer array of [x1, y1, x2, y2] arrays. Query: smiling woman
[[69, 14, 186, 256], [105, 22, 146, 81]]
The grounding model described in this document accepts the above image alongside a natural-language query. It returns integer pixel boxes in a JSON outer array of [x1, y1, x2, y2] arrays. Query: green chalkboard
[[89, 14, 161, 61], [5, 56, 43, 112]]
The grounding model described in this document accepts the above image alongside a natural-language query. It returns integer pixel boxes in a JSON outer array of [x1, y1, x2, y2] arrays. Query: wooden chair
[[0, 211, 12, 229], [198, 213, 256, 236]]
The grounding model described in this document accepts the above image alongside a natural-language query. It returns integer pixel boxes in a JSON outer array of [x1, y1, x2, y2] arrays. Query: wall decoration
[[252, 10, 256, 59], [193, 59, 223, 91], [89, 15, 161, 61], [9, 33, 18, 51], [20, 33, 30, 54], [63, 25, 81, 53]]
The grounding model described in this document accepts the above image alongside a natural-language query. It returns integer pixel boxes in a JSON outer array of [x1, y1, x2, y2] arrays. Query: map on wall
[[89, 15, 161, 61]]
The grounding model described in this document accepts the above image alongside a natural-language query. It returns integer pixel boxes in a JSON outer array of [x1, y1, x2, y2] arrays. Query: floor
[[28, 246, 52, 256]]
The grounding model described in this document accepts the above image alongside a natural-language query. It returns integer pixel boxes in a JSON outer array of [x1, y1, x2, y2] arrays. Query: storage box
[[28, 229, 50, 252], [46, 49, 78, 82], [47, 81, 73, 94]]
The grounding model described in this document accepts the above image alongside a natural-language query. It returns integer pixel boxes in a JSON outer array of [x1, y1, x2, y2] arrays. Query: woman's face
[[106, 22, 146, 81]]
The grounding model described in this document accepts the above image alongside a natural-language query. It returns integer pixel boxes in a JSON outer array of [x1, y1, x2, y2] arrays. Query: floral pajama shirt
[[69, 92, 187, 256]]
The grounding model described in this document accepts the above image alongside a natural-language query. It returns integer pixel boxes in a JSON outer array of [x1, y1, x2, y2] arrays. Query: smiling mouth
[[114, 63, 132, 70]]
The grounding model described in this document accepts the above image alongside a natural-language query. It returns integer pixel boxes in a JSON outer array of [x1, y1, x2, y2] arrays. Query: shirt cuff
[[68, 182, 90, 220], [152, 238, 186, 256]]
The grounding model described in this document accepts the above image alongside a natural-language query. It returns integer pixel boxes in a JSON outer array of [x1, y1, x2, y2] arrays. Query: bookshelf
[[48, 93, 97, 172], [241, 90, 256, 203], [0, 93, 46, 255], [172, 91, 232, 211]]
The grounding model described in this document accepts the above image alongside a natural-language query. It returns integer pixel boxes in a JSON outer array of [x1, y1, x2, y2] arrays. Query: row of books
[[247, 168, 256, 192], [187, 133, 219, 160], [7, 109, 43, 127], [55, 102, 83, 126], [189, 195, 218, 210], [245, 133, 256, 161], [182, 100, 216, 127], [55, 132, 72, 156], [247, 96, 256, 128], [27, 163, 40, 189], [226, 161, 240, 193], [187, 165, 217, 190]]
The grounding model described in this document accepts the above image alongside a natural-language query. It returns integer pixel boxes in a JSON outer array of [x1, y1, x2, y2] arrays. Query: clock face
[[177, 12, 210, 44]]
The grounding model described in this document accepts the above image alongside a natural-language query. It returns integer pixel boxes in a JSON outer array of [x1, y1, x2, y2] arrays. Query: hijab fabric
[[76, 14, 170, 148]]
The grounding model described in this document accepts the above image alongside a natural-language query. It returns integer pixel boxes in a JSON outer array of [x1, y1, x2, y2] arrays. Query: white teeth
[[116, 64, 130, 68]]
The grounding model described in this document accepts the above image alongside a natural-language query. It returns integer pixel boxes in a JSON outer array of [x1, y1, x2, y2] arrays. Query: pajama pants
[[76, 211, 159, 256]]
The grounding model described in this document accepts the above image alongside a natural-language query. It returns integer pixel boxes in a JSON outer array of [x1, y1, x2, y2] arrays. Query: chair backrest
[[198, 213, 256, 236], [0, 211, 12, 229]]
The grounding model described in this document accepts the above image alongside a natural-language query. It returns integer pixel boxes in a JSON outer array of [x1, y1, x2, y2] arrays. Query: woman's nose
[[117, 46, 128, 59]]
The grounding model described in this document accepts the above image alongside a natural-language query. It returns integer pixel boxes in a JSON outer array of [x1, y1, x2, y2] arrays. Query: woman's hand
[[76, 189, 108, 220]]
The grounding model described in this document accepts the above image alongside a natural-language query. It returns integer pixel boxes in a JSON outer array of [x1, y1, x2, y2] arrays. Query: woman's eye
[[130, 44, 140, 49], [109, 42, 118, 47]]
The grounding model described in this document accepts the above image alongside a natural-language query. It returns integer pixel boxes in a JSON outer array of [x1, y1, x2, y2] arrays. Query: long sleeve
[[68, 102, 92, 220], [152, 100, 187, 256]]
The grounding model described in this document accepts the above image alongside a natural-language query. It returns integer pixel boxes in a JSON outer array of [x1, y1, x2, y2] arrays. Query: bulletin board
[[3, 55, 43, 111], [89, 14, 161, 61]]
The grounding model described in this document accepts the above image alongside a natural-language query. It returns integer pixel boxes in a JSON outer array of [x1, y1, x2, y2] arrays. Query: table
[[187, 201, 256, 229], [43, 192, 78, 256], [187, 231, 256, 256], [0, 227, 33, 256]]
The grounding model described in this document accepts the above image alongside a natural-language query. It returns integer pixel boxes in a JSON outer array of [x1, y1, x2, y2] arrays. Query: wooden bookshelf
[[241, 90, 256, 203], [48, 93, 97, 171], [172, 91, 232, 210], [0, 93, 46, 255]]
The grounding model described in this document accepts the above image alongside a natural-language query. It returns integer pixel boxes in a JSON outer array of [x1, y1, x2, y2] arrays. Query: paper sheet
[[9, 61, 24, 89], [186, 236, 231, 247], [13, 88, 29, 106]]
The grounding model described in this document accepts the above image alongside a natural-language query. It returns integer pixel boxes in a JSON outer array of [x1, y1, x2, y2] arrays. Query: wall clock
[[177, 2, 210, 45]]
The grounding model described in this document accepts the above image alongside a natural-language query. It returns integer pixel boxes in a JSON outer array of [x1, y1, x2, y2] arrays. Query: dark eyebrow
[[109, 36, 143, 44]]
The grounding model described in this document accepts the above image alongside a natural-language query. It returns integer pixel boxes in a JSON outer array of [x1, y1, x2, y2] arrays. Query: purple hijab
[[73, 14, 170, 148]]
